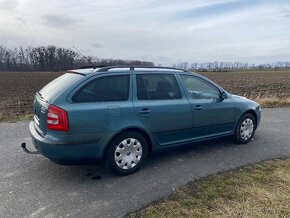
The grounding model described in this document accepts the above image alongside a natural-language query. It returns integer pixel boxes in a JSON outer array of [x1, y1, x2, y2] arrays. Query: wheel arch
[[239, 109, 258, 130], [103, 127, 154, 160]]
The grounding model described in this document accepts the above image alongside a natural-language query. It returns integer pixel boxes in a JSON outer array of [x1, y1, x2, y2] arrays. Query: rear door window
[[136, 74, 181, 100], [73, 75, 130, 102]]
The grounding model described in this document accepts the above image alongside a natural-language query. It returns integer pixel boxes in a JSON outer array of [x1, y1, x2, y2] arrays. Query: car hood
[[231, 94, 248, 100], [231, 94, 259, 105]]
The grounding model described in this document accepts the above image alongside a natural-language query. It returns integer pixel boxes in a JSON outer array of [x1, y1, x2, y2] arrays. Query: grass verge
[[129, 158, 290, 218], [254, 97, 290, 108], [0, 113, 33, 122]]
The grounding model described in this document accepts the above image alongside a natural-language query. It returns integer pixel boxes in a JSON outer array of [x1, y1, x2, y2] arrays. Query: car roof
[[67, 66, 195, 76], [66, 66, 225, 92]]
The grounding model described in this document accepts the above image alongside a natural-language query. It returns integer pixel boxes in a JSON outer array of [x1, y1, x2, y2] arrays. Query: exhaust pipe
[[21, 143, 39, 154]]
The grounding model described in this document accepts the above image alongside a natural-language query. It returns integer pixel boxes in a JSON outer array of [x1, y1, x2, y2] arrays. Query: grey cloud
[[1, 0, 290, 64], [0, 0, 19, 11], [280, 13, 290, 17], [42, 15, 81, 29], [15, 17, 26, 26], [91, 43, 103, 48], [275, 0, 290, 17]]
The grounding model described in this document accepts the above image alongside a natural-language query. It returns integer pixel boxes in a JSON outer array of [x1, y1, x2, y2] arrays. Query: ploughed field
[[199, 70, 290, 99], [0, 70, 290, 120], [0, 72, 63, 120]]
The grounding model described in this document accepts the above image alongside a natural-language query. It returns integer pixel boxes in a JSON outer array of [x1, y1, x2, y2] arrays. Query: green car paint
[[29, 67, 261, 164]]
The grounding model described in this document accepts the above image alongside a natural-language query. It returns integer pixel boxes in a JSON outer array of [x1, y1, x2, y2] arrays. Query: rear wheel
[[234, 113, 256, 144], [105, 131, 148, 176]]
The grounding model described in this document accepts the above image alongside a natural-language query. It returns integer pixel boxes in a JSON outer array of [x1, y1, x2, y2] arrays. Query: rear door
[[67, 73, 134, 137], [133, 72, 192, 146]]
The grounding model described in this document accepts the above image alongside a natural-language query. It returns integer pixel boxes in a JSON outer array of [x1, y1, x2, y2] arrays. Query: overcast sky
[[0, 0, 290, 65]]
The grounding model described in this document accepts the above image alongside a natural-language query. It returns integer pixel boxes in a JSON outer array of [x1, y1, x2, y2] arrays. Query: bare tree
[[0, 45, 154, 72], [184, 61, 290, 72]]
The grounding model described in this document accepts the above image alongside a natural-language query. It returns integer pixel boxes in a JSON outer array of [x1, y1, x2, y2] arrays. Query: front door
[[179, 74, 237, 138]]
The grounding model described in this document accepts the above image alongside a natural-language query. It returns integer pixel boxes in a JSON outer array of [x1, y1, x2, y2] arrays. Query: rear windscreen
[[39, 73, 83, 101]]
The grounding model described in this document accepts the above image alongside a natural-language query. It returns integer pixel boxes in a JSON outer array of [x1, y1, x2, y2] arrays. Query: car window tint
[[73, 75, 129, 102], [181, 75, 220, 99], [39, 73, 83, 102], [137, 74, 181, 100]]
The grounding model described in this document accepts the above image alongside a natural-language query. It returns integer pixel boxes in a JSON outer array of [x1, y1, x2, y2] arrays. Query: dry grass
[[254, 97, 290, 108], [0, 113, 33, 122], [129, 158, 290, 218]]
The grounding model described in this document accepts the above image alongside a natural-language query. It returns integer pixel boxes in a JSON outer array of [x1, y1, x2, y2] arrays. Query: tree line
[[1, 45, 289, 72], [175, 61, 290, 71], [0, 45, 154, 72]]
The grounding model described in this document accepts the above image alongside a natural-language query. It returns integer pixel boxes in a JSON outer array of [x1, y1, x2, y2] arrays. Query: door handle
[[194, 105, 203, 111], [138, 108, 151, 114]]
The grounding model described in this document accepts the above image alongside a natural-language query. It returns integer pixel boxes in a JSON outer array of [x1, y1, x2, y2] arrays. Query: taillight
[[47, 105, 69, 131]]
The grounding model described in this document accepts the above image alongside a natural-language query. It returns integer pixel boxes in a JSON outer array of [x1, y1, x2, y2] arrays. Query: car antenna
[[72, 45, 96, 69]]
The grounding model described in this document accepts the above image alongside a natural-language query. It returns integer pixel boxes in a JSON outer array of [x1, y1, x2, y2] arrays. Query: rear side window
[[73, 75, 130, 102], [136, 74, 181, 100]]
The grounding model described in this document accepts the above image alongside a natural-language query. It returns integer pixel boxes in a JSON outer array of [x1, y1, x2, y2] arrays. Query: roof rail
[[78, 65, 110, 69], [96, 65, 188, 72]]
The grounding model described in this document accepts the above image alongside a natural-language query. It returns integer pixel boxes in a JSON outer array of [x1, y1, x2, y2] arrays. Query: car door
[[179, 74, 237, 138], [133, 72, 192, 147], [67, 73, 135, 138]]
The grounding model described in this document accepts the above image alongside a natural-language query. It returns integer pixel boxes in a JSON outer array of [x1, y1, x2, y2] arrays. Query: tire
[[234, 113, 256, 144], [105, 131, 148, 176]]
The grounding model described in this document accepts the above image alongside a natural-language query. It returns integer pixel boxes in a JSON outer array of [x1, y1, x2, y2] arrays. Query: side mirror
[[221, 91, 227, 99]]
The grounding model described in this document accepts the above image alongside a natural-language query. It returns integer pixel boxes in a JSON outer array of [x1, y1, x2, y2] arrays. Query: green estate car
[[25, 66, 261, 175]]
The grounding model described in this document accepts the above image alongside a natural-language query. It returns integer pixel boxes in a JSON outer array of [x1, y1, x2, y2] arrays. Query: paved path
[[0, 108, 290, 217]]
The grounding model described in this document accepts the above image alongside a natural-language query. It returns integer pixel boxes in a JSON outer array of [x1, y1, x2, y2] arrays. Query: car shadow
[[29, 135, 250, 183], [144, 136, 235, 167]]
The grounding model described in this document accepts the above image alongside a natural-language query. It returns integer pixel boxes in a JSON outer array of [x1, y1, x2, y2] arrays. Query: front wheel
[[105, 131, 148, 176], [234, 113, 256, 144]]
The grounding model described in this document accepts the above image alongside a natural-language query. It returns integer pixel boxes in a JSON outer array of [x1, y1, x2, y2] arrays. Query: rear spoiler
[[67, 70, 86, 76]]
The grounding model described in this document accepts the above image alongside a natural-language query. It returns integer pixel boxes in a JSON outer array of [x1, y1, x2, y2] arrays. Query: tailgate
[[33, 72, 85, 136], [33, 93, 49, 137]]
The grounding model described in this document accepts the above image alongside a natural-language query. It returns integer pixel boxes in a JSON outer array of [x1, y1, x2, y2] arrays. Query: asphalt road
[[1, 108, 290, 218]]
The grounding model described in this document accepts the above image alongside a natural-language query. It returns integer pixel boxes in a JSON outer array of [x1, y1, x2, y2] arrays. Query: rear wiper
[[36, 92, 48, 103]]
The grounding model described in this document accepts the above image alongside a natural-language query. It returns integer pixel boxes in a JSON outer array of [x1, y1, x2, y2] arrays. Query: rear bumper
[[29, 121, 106, 164]]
